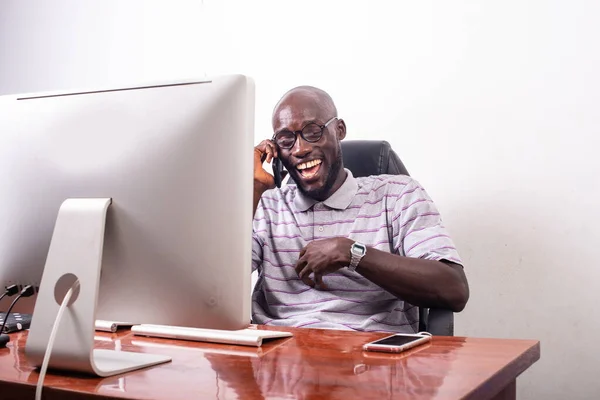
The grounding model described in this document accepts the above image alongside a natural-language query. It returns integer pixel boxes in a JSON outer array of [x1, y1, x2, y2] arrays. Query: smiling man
[[252, 86, 469, 333]]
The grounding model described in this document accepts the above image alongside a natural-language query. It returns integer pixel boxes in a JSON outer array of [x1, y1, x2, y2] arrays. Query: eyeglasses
[[272, 117, 338, 149]]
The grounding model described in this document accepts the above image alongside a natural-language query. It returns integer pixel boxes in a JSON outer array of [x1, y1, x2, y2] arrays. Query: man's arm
[[295, 237, 469, 312], [294, 178, 469, 312], [353, 244, 468, 312]]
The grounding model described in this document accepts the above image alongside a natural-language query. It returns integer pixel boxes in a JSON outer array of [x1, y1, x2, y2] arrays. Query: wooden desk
[[0, 326, 539, 400]]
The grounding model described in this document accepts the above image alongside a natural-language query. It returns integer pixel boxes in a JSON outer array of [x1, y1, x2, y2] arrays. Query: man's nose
[[291, 133, 311, 157]]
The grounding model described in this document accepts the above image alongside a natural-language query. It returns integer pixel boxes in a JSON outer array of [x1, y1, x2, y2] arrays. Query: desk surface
[[0, 326, 539, 400]]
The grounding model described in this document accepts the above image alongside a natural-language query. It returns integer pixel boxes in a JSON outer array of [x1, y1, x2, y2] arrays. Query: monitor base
[[25, 198, 170, 377], [91, 349, 171, 376]]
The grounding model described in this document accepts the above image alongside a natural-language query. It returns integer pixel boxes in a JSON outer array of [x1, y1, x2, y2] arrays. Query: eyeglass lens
[[275, 123, 323, 148]]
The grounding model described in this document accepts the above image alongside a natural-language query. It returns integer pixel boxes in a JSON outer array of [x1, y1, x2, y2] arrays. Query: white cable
[[35, 280, 80, 400]]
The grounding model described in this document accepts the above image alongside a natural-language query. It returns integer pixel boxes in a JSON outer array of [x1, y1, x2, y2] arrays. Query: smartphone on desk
[[363, 333, 431, 354]]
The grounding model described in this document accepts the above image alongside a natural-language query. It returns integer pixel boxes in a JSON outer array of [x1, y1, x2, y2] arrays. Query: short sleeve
[[251, 232, 263, 273], [390, 179, 463, 265], [252, 200, 269, 273]]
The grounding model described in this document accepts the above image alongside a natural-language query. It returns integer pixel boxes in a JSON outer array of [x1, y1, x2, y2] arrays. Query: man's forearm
[[354, 246, 469, 312]]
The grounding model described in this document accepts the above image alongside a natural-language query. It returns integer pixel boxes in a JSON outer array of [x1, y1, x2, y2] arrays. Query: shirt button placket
[[311, 205, 316, 240], [314, 203, 326, 237]]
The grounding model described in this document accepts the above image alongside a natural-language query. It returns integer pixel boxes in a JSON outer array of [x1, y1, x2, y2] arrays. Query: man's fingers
[[262, 144, 272, 163], [294, 255, 307, 275], [299, 265, 315, 287], [255, 140, 268, 153], [302, 275, 315, 287], [295, 254, 314, 287], [296, 258, 315, 287], [255, 140, 277, 161], [267, 141, 278, 159], [262, 141, 279, 165], [255, 147, 265, 162], [315, 273, 327, 289]]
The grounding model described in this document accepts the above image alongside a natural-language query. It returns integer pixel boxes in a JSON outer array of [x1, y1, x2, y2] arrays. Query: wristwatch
[[348, 242, 367, 272]]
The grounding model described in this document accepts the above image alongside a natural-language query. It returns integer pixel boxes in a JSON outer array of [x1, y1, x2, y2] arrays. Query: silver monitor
[[0, 75, 254, 331]]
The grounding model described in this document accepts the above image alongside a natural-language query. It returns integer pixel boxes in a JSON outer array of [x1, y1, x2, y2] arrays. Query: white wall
[[2, 1, 599, 398], [0, 0, 207, 94]]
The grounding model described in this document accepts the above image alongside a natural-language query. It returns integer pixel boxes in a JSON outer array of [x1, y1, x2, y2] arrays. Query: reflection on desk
[[0, 326, 540, 400], [203, 329, 459, 400]]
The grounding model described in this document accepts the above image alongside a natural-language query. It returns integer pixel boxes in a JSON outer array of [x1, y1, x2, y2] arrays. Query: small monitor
[[0, 75, 254, 331]]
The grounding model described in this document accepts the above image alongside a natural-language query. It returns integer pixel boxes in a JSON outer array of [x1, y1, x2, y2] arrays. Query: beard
[[296, 145, 344, 201]]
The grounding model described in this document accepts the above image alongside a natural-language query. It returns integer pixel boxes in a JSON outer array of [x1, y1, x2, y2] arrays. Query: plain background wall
[[1, 1, 599, 398]]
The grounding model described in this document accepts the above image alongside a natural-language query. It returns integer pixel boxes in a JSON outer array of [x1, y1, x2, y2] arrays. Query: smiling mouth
[[296, 159, 322, 180]]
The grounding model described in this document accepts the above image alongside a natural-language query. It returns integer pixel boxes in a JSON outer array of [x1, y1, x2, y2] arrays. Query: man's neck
[[308, 168, 348, 202]]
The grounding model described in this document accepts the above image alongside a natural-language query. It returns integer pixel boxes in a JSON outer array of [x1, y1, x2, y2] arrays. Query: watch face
[[352, 243, 366, 256]]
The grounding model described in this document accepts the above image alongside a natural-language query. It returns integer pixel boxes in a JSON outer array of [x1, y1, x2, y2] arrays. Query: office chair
[[341, 140, 454, 336]]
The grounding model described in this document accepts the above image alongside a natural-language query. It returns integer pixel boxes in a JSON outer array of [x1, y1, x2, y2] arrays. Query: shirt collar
[[293, 169, 358, 212]]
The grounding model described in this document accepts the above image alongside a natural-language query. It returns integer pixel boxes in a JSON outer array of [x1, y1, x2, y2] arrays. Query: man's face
[[272, 96, 346, 200]]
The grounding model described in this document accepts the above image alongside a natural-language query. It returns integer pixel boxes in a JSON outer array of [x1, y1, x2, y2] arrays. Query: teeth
[[297, 159, 322, 170]]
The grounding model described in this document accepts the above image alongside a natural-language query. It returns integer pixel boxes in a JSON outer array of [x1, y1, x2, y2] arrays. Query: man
[[252, 86, 469, 333]]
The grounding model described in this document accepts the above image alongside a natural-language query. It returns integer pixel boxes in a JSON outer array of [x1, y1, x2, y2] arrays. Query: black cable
[[0, 285, 35, 348], [0, 284, 19, 304], [0, 285, 35, 333], [0, 285, 20, 345]]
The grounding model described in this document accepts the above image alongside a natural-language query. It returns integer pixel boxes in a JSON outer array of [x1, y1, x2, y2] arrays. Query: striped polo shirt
[[251, 169, 462, 333]]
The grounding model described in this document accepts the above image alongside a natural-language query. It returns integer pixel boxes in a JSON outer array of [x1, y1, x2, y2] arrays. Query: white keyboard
[[131, 324, 293, 347]]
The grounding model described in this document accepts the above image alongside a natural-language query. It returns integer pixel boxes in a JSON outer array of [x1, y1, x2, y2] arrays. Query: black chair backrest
[[341, 140, 409, 177], [340, 140, 454, 336]]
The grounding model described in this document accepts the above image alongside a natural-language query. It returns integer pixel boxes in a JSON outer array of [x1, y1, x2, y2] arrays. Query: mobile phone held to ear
[[272, 157, 284, 188], [363, 333, 432, 353], [260, 150, 286, 188]]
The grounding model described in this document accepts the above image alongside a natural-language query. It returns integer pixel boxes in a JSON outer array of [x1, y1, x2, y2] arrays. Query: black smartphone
[[272, 157, 284, 188], [260, 152, 286, 188]]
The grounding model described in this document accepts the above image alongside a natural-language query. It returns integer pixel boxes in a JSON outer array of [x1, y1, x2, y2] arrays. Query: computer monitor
[[0, 75, 254, 331]]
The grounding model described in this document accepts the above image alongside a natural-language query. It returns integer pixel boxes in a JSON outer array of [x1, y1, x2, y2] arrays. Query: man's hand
[[294, 237, 353, 288], [253, 139, 278, 215], [254, 139, 277, 192]]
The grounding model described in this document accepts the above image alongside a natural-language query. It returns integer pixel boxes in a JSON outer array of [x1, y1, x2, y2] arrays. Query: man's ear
[[336, 118, 347, 140]]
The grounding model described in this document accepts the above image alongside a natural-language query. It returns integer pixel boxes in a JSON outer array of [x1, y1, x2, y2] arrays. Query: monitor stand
[[25, 198, 171, 377]]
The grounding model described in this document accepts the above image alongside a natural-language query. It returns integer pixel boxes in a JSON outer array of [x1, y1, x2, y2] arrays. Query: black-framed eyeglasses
[[272, 117, 338, 149]]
